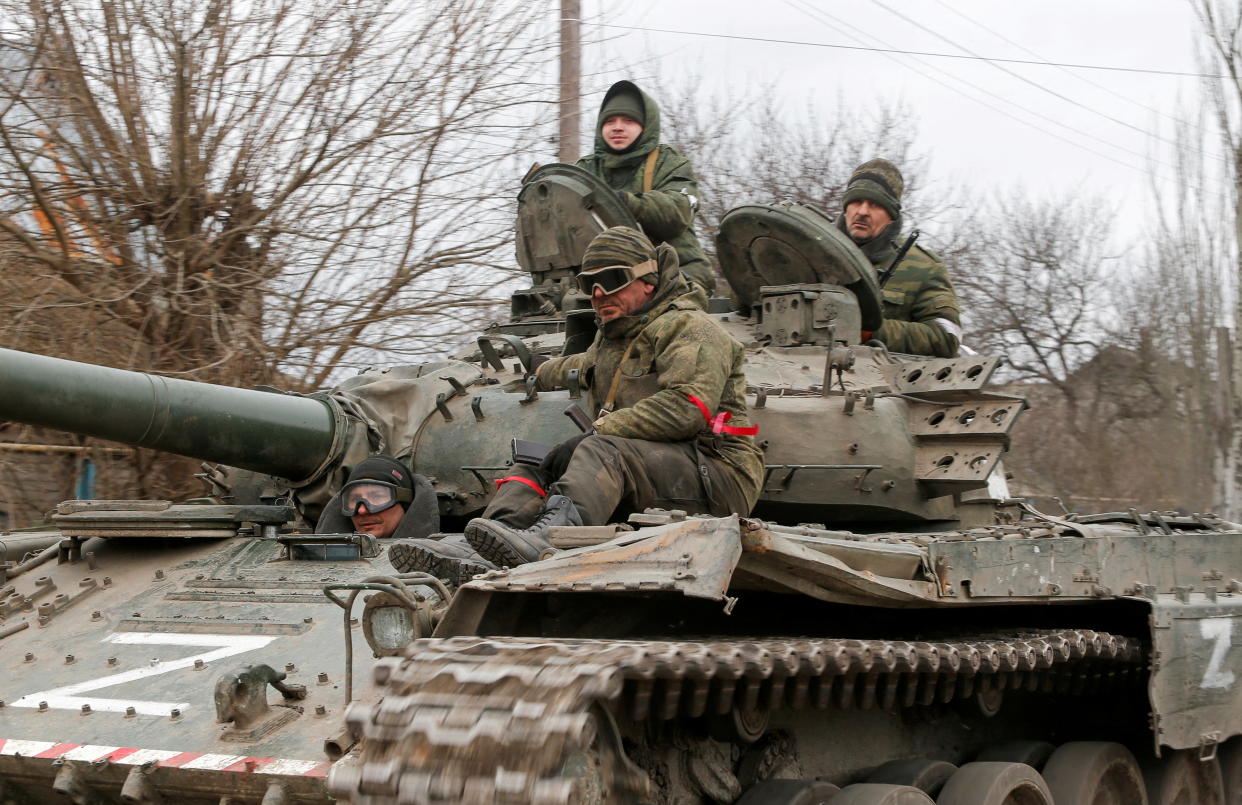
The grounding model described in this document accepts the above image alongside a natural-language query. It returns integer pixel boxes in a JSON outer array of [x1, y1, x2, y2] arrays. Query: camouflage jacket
[[838, 217, 961, 357], [576, 81, 714, 295], [535, 269, 764, 511]]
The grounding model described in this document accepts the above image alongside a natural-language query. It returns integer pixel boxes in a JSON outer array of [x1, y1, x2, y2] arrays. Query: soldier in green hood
[[453, 226, 763, 568], [836, 158, 962, 357], [576, 80, 716, 297]]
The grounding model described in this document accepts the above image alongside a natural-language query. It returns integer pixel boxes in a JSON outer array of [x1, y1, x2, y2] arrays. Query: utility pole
[[558, 0, 581, 163]]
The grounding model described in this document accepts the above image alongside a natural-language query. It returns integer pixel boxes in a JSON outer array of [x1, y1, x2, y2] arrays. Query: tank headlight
[[361, 590, 445, 657], [361, 592, 418, 657]]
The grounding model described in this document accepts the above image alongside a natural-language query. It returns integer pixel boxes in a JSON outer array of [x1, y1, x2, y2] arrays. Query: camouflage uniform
[[480, 228, 764, 531], [576, 81, 715, 296], [836, 159, 961, 358]]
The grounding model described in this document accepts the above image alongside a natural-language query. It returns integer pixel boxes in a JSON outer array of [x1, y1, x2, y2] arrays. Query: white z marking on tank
[[10, 632, 276, 715], [1200, 618, 1237, 689]]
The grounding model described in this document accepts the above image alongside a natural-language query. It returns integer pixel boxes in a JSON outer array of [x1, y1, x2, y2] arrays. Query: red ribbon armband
[[495, 476, 547, 497], [686, 394, 759, 436]]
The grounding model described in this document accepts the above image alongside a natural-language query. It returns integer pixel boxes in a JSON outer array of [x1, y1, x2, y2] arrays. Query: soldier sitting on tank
[[576, 80, 715, 298], [836, 158, 962, 358], [431, 226, 766, 568], [320, 456, 497, 581]]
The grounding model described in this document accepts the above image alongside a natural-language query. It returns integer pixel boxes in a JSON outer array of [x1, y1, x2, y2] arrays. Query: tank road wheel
[[1143, 749, 1225, 805], [936, 762, 1054, 805], [866, 759, 958, 797], [1219, 739, 1242, 803], [976, 741, 1056, 772], [831, 783, 936, 804], [734, 779, 839, 804], [709, 701, 771, 744], [1040, 742, 1147, 805]]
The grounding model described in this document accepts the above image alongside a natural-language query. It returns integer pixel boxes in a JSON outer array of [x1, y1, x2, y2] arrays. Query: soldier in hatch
[[837, 158, 962, 357], [331, 456, 497, 585], [451, 226, 764, 567], [576, 80, 715, 297]]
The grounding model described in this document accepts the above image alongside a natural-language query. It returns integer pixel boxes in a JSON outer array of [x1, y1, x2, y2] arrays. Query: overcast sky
[[580, 1, 1218, 238]]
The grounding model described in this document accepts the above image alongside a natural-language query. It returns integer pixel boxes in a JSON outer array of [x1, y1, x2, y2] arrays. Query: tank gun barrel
[[0, 348, 336, 481]]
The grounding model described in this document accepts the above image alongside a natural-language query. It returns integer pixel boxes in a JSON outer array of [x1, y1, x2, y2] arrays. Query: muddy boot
[[388, 533, 497, 587], [465, 494, 582, 567]]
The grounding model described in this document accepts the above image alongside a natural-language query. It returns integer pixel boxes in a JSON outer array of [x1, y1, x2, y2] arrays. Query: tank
[[1, 166, 1241, 805]]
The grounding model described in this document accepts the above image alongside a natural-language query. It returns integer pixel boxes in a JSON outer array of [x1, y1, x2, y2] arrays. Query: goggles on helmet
[[575, 259, 657, 296], [340, 480, 413, 517]]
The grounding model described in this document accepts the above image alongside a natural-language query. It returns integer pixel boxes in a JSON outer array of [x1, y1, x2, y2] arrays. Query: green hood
[[592, 80, 661, 170]]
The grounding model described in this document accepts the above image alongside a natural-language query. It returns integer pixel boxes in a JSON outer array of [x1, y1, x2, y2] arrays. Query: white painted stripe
[[112, 749, 183, 765], [10, 632, 276, 716], [257, 758, 323, 775], [0, 740, 56, 756], [60, 745, 121, 761], [180, 753, 248, 771]]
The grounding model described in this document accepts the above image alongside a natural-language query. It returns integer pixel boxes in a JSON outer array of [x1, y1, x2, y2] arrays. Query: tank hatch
[[716, 201, 882, 333], [514, 163, 637, 282]]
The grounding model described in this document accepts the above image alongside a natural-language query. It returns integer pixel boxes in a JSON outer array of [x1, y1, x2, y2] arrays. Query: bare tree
[[1183, 0, 1242, 517], [954, 192, 1116, 416], [0, 0, 556, 389], [0, 0, 556, 518]]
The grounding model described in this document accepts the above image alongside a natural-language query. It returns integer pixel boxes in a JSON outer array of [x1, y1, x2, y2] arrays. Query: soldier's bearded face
[[602, 115, 643, 151], [844, 199, 893, 243], [592, 279, 655, 322]]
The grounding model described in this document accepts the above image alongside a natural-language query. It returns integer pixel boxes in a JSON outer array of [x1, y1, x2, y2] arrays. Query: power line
[[869, 0, 1224, 163], [926, 0, 1227, 165], [783, 0, 1161, 179], [581, 21, 1225, 80], [926, 0, 1187, 128]]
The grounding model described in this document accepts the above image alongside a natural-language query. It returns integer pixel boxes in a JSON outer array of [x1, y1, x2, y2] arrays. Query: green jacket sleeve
[[535, 348, 595, 391], [594, 314, 726, 441], [622, 151, 698, 244], [877, 260, 961, 358]]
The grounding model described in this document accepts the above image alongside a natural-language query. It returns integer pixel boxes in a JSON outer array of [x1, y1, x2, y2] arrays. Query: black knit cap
[[842, 158, 904, 219], [599, 86, 645, 128], [345, 456, 414, 494]]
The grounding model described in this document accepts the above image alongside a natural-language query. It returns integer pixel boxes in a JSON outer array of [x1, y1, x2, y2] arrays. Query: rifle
[[878, 229, 920, 288]]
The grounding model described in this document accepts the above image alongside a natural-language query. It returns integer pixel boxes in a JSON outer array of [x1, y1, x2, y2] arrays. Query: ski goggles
[[340, 481, 413, 517], [575, 259, 657, 296]]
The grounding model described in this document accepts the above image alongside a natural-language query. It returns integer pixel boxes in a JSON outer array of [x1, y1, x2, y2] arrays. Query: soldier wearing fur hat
[[576, 80, 715, 297], [454, 226, 764, 568], [837, 158, 962, 357]]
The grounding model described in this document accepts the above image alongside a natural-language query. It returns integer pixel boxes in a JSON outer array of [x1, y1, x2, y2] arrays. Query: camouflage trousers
[[483, 435, 750, 528]]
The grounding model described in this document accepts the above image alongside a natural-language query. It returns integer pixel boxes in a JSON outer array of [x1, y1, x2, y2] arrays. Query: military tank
[[1, 164, 1240, 805]]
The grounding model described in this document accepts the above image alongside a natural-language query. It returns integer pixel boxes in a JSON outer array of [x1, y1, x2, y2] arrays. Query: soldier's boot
[[465, 494, 582, 567], [388, 534, 497, 587]]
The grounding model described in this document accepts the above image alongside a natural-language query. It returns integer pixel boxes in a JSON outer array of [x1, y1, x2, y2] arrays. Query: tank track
[[329, 630, 1144, 805]]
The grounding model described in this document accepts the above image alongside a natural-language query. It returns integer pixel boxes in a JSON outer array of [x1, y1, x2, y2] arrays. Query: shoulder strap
[[642, 146, 660, 193], [601, 338, 640, 416]]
